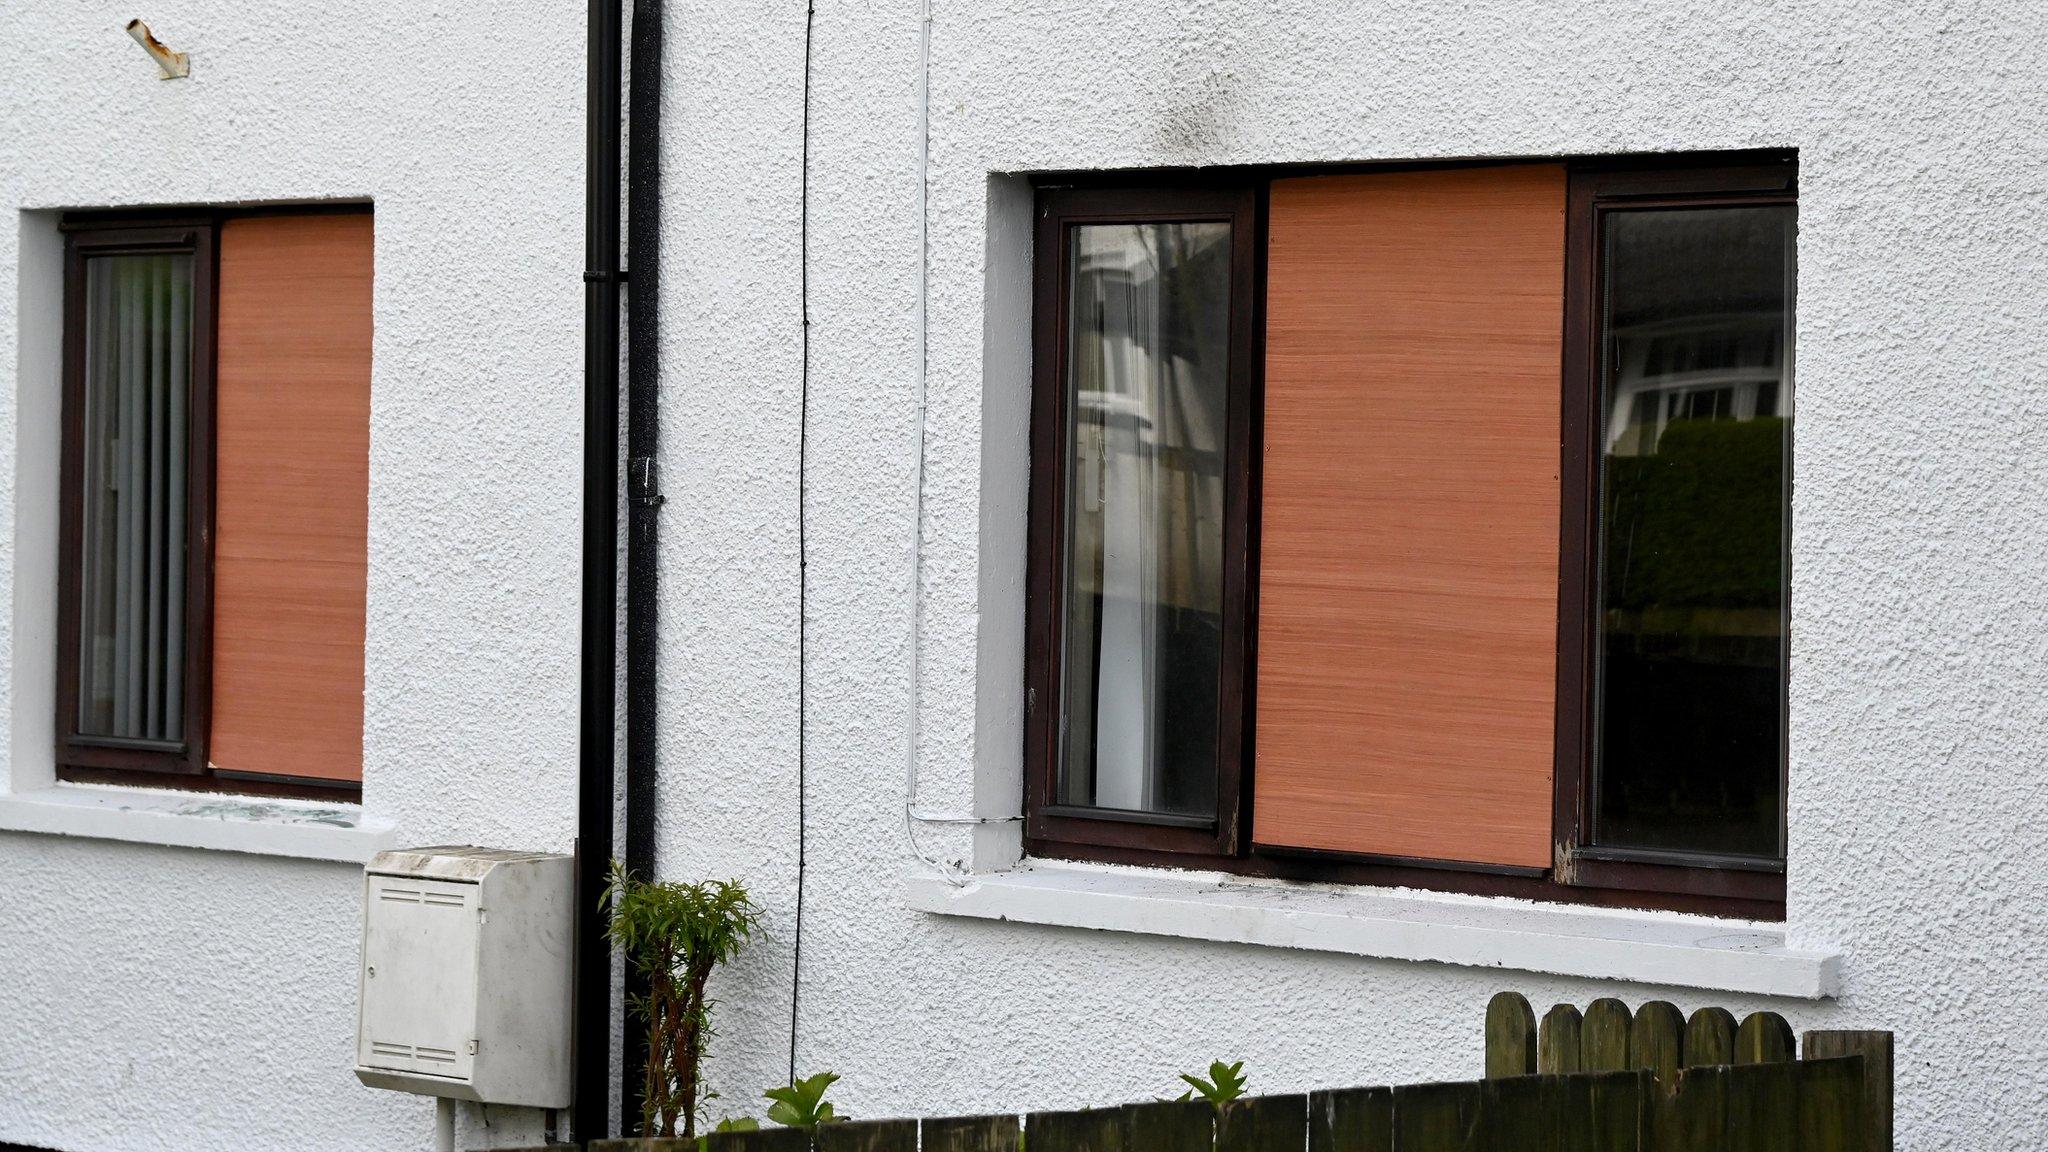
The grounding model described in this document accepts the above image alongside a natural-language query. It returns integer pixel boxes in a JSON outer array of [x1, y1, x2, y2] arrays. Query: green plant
[[602, 862, 761, 1139], [765, 1071, 843, 1129], [1176, 1060, 1247, 1107], [689, 1115, 761, 1152]]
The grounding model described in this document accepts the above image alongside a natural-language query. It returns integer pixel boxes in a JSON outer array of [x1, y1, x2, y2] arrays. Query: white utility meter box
[[355, 846, 573, 1107]]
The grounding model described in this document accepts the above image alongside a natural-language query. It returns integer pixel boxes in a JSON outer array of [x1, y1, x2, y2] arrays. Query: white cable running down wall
[[904, 0, 1017, 887]]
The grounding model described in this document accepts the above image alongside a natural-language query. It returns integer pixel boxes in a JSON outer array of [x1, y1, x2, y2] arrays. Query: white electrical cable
[[904, 0, 1018, 887]]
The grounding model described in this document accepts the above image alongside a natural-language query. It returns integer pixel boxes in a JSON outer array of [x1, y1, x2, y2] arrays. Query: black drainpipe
[[620, 0, 665, 1131], [575, 0, 623, 1143]]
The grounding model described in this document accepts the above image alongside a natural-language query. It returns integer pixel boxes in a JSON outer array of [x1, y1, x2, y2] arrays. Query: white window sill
[[0, 783, 395, 863], [905, 860, 1838, 1000]]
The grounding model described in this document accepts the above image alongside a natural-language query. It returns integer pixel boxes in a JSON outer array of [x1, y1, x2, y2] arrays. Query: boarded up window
[[1253, 166, 1564, 868], [209, 214, 372, 783]]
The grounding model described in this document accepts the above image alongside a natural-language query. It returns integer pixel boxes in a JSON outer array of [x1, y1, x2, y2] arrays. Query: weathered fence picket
[[1308, 1085, 1393, 1152], [1030, 1098, 1214, 1152], [1474, 1072, 1554, 1150], [811, 1118, 915, 1152], [921, 1114, 1020, 1152], [1654, 1064, 1728, 1152], [1216, 1093, 1305, 1152], [1024, 1102, 1128, 1152], [1729, 1058, 1801, 1150], [1581, 998, 1634, 1073], [1391, 1079, 1483, 1152], [1539, 1003, 1585, 1074], [1802, 1030, 1893, 1152], [1582, 1069, 1652, 1150], [1628, 1002, 1685, 1082], [1794, 1057, 1866, 1152], [1483, 991, 1536, 1079], [702, 1129, 807, 1152], [1736, 1011, 1797, 1065], [1683, 1007, 1737, 1068], [1128, 1099, 1214, 1150]]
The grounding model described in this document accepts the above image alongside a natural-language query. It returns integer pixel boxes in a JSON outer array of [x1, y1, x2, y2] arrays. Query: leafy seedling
[[765, 1071, 844, 1129], [1176, 1060, 1248, 1107]]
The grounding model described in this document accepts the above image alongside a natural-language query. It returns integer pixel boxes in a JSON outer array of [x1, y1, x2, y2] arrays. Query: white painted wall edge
[[0, 783, 395, 863], [905, 861, 1839, 1000]]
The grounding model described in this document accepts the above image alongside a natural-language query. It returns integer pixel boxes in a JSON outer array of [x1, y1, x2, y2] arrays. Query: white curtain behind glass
[[1057, 222, 1230, 817]]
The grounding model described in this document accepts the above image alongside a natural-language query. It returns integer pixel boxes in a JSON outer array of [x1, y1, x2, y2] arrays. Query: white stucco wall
[[651, 3, 2048, 1151], [0, 4, 587, 1150], [2, 2, 2044, 1151]]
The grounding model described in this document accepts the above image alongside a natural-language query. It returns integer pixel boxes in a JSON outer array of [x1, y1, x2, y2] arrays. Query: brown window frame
[[55, 207, 368, 802], [1022, 184, 1260, 859], [1022, 157, 1794, 920], [1552, 159, 1797, 908]]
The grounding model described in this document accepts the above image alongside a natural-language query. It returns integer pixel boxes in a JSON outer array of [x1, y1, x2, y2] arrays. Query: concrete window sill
[[905, 860, 1838, 1000], [0, 782, 394, 863]]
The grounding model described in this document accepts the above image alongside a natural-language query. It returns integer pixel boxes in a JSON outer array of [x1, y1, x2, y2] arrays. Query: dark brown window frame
[[1552, 160, 1796, 908], [55, 207, 369, 802], [1022, 155, 1794, 920], [1022, 185, 1260, 858], [56, 218, 217, 783]]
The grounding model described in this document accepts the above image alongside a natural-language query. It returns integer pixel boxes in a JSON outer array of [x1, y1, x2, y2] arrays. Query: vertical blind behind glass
[[76, 252, 193, 743]]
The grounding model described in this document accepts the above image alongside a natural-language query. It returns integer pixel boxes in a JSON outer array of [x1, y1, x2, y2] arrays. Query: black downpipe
[[576, 0, 623, 1143], [620, 0, 665, 1132]]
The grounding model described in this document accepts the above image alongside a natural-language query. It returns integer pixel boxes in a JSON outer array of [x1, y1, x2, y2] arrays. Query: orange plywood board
[[209, 214, 371, 782], [1254, 166, 1564, 868]]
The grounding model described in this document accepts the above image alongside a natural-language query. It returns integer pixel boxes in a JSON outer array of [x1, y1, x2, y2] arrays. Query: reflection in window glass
[[76, 252, 194, 742], [1593, 206, 1793, 859], [1056, 221, 1231, 818]]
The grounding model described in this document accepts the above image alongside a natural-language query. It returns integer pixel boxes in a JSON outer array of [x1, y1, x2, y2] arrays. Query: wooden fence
[[527, 992, 1893, 1152], [1476, 992, 1892, 1151]]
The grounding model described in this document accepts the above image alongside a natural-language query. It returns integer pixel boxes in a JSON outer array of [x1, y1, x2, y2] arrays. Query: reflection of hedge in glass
[[1603, 416, 1785, 613]]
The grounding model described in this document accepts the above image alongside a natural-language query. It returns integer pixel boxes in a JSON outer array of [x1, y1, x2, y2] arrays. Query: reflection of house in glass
[[1057, 222, 1230, 818], [1605, 309, 1786, 458]]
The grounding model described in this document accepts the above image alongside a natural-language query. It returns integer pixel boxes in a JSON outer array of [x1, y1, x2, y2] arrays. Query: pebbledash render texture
[[1, 3, 2044, 1151]]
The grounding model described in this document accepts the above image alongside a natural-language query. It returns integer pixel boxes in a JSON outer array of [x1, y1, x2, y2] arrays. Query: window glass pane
[[1056, 221, 1230, 818], [1593, 206, 1793, 859], [76, 251, 193, 742]]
